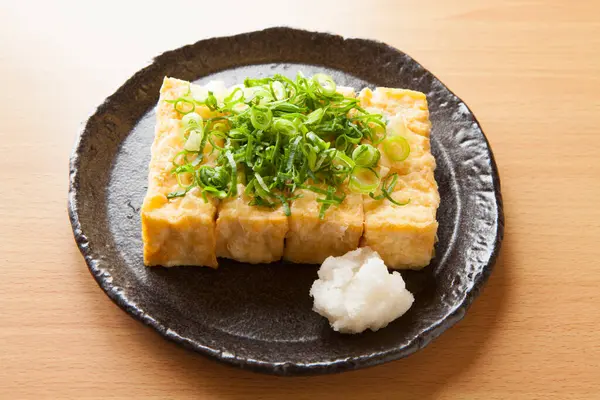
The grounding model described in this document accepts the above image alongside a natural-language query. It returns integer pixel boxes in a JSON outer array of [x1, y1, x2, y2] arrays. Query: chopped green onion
[[349, 167, 380, 193], [332, 151, 355, 170], [369, 173, 410, 206], [182, 112, 203, 129], [306, 132, 330, 152], [305, 107, 326, 125], [312, 74, 336, 96], [166, 73, 390, 216], [368, 118, 387, 144], [250, 87, 274, 104], [208, 131, 226, 151], [250, 106, 273, 130], [197, 165, 229, 199], [174, 98, 195, 114], [352, 114, 387, 144], [175, 166, 195, 189], [272, 118, 298, 136], [255, 172, 271, 194], [184, 129, 203, 151], [352, 144, 380, 167], [166, 189, 189, 199], [383, 135, 411, 161], [244, 77, 272, 87], [275, 193, 291, 216], [205, 92, 218, 111], [229, 128, 248, 141], [271, 81, 287, 100], [270, 102, 306, 113], [211, 121, 228, 132], [225, 150, 237, 196], [171, 150, 190, 168], [224, 87, 244, 105], [345, 124, 363, 144], [335, 135, 349, 152]]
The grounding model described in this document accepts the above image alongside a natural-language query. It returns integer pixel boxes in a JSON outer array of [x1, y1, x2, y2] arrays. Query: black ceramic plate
[[68, 27, 503, 375]]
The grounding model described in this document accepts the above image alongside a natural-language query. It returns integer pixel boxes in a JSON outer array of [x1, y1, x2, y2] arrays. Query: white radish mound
[[310, 247, 414, 334]]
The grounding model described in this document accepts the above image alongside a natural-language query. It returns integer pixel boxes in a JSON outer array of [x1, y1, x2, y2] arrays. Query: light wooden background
[[1, 0, 599, 398]]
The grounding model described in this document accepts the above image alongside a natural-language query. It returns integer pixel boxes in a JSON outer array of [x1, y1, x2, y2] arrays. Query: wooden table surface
[[1, 0, 599, 398]]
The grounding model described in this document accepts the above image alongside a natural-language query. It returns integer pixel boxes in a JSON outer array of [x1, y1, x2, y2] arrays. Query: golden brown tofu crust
[[358, 87, 440, 269], [216, 185, 288, 264], [284, 189, 363, 264], [141, 77, 218, 267]]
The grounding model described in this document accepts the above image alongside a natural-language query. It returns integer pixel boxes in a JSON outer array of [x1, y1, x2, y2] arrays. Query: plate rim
[[68, 26, 504, 376]]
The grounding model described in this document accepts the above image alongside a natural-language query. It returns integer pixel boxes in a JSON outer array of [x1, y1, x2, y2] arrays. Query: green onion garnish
[[174, 98, 195, 115], [369, 173, 410, 206], [312, 74, 337, 96], [182, 112, 203, 129], [183, 129, 203, 152], [166, 73, 399, 218], [272, 118, 298, 136], [383, 135, 411, 162], [352, 144, 380, 167], [349, 167, 380, 193], [250, 106, 273, 130]]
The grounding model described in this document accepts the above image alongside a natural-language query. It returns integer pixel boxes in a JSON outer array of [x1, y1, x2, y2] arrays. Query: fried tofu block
[[141, 77, 219, 267], [360, 87, 435, 175], [283, 86, 362, 264], [359, 87, 431, 136], [142, 79, 439, 268], [284, 188, 363, 264], [216, 184, 288, 264], [358, 87, 440, 269], [361, 170, 439, 269]]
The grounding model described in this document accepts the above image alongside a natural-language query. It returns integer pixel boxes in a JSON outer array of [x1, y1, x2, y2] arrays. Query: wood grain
[[1, 0, 599, 398]]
